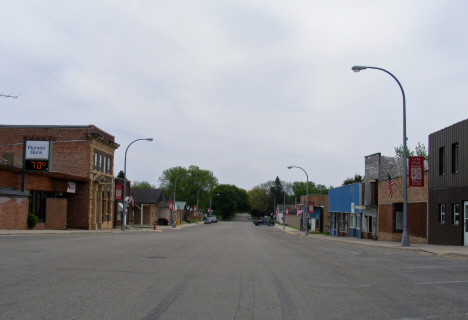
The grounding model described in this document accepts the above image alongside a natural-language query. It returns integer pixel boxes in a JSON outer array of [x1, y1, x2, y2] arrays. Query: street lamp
[[352, 65, 409, 246], [196, 187, 207, 224], [283, 190, 286, 230], [121, 138, 153, 231], [210, 193, 220, 217], [288, 166, 309, 235], [269, 192, 276, 221], [173, 172, 192, 227]]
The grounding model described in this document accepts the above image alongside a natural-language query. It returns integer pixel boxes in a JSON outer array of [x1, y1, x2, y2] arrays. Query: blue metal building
[[328, 183, 362, 238]]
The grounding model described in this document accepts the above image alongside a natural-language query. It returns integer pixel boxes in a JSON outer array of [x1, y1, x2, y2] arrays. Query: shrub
[[27, 213, 38, 229]]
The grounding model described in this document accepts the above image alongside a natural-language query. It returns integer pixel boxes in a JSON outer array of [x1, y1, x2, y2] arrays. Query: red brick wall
[[0, 127, 93, 178], [66, 181, 90, 229], [0, 196, 29, 229], [0, 171, 21, 189], [379, 203, 393, 233], [46, 198, 67, 230]]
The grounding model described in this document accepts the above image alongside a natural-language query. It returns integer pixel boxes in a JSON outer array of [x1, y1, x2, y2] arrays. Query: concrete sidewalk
[[0, 222, 199, 236], [274, 224, 468, 259]]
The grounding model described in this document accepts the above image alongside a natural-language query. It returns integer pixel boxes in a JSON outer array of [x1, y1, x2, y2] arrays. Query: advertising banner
[[285, 207, 289, 215], [308, 201, 314, 213], [168, 200, 173, 210], [115, 184, 123, 201], [409, 156, 424, 187]]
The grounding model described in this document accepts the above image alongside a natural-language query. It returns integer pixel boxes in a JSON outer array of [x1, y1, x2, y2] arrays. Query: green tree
[[247, 187, 270, 217], [249, 179, 295, 217], [395, 142, 428, 160], [117, 170, 125, 179], [158, 165, 218, 222], [342, 174, 363, 186], [291, 181, 328, 202], [131, 180, 156, 189], [269, 176, 288, 217], [211, 184, 249, 220]]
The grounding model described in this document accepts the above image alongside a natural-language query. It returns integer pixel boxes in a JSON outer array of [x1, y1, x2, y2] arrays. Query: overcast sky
[[1, 1, 467, 191]]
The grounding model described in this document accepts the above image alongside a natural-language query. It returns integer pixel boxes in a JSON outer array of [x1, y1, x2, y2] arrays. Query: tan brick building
[[378, 161, 429, 244], [0, 125, 119, 230]]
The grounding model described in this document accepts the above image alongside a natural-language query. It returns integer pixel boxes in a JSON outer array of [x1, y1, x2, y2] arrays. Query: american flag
[[130, 194, 134, 207], [388, 173, 395, 198], [297, 209, 303, 216]]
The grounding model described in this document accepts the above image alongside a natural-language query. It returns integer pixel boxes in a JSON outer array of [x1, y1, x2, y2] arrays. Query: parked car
[[204, 219, 212, 224], [209, 217, 217, 223], [248, 216, 252, 220], [254, 219, 274, 226]]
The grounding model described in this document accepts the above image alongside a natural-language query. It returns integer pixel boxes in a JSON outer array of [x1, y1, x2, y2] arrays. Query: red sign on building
[[115, 184, 123, 201], [409, 156, 424, 187]]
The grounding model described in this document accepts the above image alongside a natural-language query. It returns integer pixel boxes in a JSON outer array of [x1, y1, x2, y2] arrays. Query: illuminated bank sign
[[24, 141, 51, 171]]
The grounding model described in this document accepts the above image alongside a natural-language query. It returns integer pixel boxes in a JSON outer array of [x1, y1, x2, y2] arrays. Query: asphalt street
[[1, 214, 468, 320]]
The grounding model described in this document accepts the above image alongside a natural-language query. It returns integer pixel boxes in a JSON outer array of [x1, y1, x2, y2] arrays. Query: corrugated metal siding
[[328, 183, 361, 213], [429, 118, 468, 189], [429, 188, 465, 245], [429, 118, 468, 245]]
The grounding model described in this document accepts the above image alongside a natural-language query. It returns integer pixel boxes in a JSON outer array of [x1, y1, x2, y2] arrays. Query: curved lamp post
[[288, 166, 309, 235], [121, 138, 153, 231], [269, 192, 276, 221], [352, 65, 409, 247], [173, 173, 191, 227], [210, 193, 220, 217], [196, 187, 207, 224]]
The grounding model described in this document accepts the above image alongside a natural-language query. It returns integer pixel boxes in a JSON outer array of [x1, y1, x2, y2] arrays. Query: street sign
[[194, 205, 197, 213], [285, 207, 289, 215], [168, 201, 173, 210]]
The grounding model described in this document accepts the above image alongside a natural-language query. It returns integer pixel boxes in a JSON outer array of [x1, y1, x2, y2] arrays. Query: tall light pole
[[210, 193, 219, 217], [173, 172, 191, 226], [288, 166, 309, 235], [283, 190, 286, 230], [352, 65, 410, 247], [121, 138, 153, 231], [269, 192, 276, 221], [196, 187, 207, 224]]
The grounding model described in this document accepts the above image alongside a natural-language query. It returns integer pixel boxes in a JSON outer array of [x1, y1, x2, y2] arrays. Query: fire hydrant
[[153, 222, 156, 230]]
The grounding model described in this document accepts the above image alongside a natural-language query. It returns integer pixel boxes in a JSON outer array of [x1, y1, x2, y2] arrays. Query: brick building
[[300, 194, 329, 233], [0, 125, 119, 230], [378, 170, 429, 244]]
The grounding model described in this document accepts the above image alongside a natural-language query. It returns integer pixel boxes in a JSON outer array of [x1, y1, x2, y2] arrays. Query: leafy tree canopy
[[158, 165, 218, 221], [131, 180, 157, 189], [291, 181, 328, 200], [248, 187, 270, 217], [395, 142, 428, 160], [117, 170, 125, 179], [342, 174, 363, 186], [211, 184, 250, 220]]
